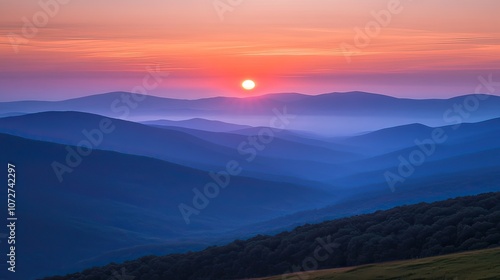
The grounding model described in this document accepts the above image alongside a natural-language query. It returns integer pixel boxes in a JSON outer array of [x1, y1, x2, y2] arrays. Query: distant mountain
[[334, 117, 500, 155], [2, 91, 499, 135], [260, 92, 311, 102], [141, 118, 252, 132], [0, 133, 332, 279]]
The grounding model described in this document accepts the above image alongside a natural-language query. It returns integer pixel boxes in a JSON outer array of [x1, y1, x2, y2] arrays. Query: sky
[[0, 0, 500, 101]]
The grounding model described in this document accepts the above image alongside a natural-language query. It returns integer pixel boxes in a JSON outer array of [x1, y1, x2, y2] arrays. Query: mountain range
[[1, 91, 500, 135], [0, 91, 499, 279]]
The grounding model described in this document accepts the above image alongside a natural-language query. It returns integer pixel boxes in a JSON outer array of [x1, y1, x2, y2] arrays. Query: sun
[[242, 79, 256, 90]]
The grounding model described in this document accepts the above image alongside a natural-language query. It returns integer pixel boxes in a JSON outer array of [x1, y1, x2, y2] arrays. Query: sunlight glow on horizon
[[1, 0, 499, 100]]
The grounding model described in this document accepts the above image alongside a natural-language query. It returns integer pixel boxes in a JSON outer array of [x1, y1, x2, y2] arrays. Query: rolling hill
[[43, 192, 500, 279], [0, 111, 361, 185], [0, 133, 332, 279]]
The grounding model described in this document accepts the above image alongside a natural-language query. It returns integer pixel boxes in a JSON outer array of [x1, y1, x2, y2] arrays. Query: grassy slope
[[254, 246, 500, 280]]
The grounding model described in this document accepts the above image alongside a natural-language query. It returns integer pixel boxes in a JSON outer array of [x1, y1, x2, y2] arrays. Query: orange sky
[[1, 0, 499, 100]]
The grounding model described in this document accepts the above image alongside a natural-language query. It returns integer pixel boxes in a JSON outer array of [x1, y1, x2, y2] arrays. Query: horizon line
[[1, 90, 497, 103]]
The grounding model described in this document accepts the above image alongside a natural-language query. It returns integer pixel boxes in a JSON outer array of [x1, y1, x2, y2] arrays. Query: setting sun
[[242, 80, 256, 90]]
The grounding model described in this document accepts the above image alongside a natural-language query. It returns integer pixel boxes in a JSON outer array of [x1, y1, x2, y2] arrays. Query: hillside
[[257, 246, 500, 280], [44, 192, 500, 280], [0, 133, 331, 279]]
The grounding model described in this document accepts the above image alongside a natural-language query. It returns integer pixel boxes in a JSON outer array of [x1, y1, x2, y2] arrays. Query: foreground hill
[[44, 192, 500, 280], [257, 246, 500, 280]]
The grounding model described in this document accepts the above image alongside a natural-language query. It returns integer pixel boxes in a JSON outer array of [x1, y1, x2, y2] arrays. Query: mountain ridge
[[2, 91, 499, 136]]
